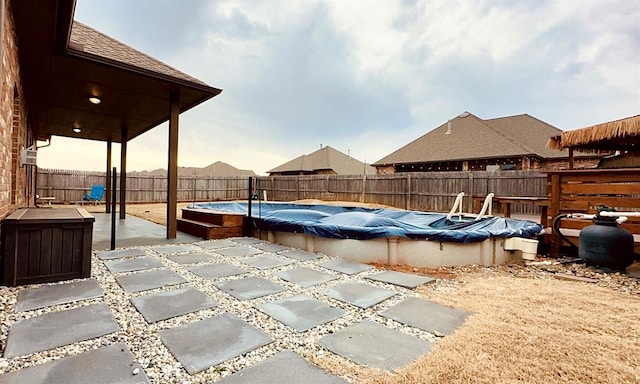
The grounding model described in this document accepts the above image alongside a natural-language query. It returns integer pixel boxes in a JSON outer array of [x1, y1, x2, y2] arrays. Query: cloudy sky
[[38, 0, 639, 174]]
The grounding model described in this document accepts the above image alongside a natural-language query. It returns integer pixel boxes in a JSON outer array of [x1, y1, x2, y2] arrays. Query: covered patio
[[13, 0, 221, 240]]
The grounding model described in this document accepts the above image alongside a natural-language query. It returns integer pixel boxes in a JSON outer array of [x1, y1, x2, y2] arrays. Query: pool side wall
[[259, 230, 522, 268]]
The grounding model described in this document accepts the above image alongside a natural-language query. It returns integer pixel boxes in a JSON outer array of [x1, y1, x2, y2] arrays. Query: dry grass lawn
[[83, 202, 640, 383]]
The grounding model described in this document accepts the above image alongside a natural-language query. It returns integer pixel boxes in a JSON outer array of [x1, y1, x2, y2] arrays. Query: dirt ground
[[82, 201, 640, 383]]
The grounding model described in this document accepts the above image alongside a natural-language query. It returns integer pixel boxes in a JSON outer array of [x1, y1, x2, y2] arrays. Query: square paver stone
[[242, 255, 294, 270], [188, 263, 246, 279], [166, 252, 218, 265], [15, 279, 103, 312], [275, 267, 337, 288], [103, 256, 164, 274], [218, 350, 346, 384], [320, 258, 374, 275], [366, 270, 435, 289], [130, 287, 217, 323], [216, 246, 262, 257], [0, 342, 150, 384], [95, 248, 146, 260], [256, 294, 346, 332], [151, 244, 199, 255], [4, 303, 119, 358], [324, 282, 396, 309], [115, 269, 187, 293], [159, 312, 272, 374], [280, 249, 322, 261], [253, 242, 291, 253], [231, 237, 264, 245], [196, 239, 238, 249], [380, 297, 470, 335], [216, 276, 287, 300], [318, 320, 433, 371]]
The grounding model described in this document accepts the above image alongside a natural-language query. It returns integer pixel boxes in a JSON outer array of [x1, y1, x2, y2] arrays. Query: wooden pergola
[[13, 0, 221, 238]]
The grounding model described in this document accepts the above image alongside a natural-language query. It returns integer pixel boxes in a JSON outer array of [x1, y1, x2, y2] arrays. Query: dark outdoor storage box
[[1, 208, 94, 286]]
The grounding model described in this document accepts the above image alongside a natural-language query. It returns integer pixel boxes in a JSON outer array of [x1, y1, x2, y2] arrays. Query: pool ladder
[[447, 192, 494, 221]]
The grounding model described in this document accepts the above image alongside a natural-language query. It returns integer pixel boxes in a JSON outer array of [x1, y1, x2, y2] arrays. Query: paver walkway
[[1, 237, 471, 383]]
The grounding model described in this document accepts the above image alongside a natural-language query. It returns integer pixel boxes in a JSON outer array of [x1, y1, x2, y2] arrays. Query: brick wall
[[0, 1, 31, 221]]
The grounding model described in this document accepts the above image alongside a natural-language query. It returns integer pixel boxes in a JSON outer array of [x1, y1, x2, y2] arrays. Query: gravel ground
[[1, 242, 638, 383], [0, 241, 435, 383]]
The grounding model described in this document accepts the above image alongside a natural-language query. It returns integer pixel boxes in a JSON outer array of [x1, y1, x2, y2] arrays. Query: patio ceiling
[[13, 0, 221, 143]]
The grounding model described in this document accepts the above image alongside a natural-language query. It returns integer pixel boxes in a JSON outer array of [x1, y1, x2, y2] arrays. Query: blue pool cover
[[188, 202, 543, 243]]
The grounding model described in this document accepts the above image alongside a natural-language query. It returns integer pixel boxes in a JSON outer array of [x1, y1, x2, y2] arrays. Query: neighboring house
[[0, 0, 220, 238], [373, 112, 600, 173], [268, 146, 374, 176]]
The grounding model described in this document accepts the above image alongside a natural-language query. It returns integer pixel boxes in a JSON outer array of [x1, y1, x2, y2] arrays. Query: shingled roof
[[70, 21, 207, 87], [373, 112, 568, 166], [269, 146, 374, 175]]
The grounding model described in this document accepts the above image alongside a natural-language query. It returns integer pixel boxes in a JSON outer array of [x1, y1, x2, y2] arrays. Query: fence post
[[360, 175, 366, 203], [467, 172, 474, 211], [406, 174, 411, 210]]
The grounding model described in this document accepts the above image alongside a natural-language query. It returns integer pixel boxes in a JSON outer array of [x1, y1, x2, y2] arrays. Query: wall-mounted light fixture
[[88, 96, 101, 105]]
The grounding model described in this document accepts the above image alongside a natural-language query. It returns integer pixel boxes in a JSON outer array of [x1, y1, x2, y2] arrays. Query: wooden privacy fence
[[36, 169, 248, 204], [38, 169, 547, 214]]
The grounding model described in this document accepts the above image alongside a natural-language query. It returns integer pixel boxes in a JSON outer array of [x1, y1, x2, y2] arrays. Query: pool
[[188, 202, 543, 267]]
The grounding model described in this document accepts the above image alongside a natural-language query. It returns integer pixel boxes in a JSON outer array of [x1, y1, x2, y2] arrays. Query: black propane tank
[[579, 207, 634, 270]]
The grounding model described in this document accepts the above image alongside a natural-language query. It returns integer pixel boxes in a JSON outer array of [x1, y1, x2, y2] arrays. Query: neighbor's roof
[[547, 114, 640, 152], [70, 21, 208, 87], [373, 112, 570, 166], [269, 146, 374, 175]]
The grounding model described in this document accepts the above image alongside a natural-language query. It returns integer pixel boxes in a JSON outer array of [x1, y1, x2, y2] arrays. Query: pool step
[[177, 218, 244, 240], [178, 208, 246, 240], [182, 208, 244, 227]]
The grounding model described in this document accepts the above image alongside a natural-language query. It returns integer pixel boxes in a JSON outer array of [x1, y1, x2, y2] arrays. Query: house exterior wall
[[375, 156, 600, 174], [1, 1, 33, 221]]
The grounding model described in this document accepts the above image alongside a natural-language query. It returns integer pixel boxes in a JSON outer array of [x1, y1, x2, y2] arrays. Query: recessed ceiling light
[[88, 96, 101, 105], [72, 127, 82, 133]]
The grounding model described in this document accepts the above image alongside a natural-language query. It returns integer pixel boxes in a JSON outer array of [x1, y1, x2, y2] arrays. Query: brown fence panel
[[38, 169, 546, 214]]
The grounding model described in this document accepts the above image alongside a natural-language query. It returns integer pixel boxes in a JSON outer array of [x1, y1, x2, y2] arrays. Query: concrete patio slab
[[256, 294, 346, 332], [319, 258, 374, 275], [318, 320, 433, 371], [366, 270, 436, 289], [280, 249, 322, 261], [241, 255, 294, 270], [115, 269, 187, 293], [15, 279, 103, 312], [324, 282, 396, 309], [165, 252, 219, 265], [231, 237, 264, 245], [216, 276, 287, 300], [4, 303, 119, 358], [254, 243, 291, 253], [275, 267, 337, 288], [0, 343, 150, 384], [188, 263, 247, 279], [91, 213, 199, 250], [151, 244, 199, 255], [380, 297, 470, 335], [95, 248, 146, 260], [130, 287, 217, 324], [218, 350, 346, 384], [195, 239, 238, 249], [159, 312, 272, 374], [216, 246, 262, 257], [103, 256, 165, 274]]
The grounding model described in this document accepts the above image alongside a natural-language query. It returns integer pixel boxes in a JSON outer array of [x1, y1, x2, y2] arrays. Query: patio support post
[[106, 140, 112, 213], [167, 91, 180, 239], [120, 126, 128, 219]]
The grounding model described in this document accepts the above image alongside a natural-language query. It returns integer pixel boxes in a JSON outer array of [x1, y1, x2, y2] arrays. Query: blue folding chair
[[83, 185, 105, 205]]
